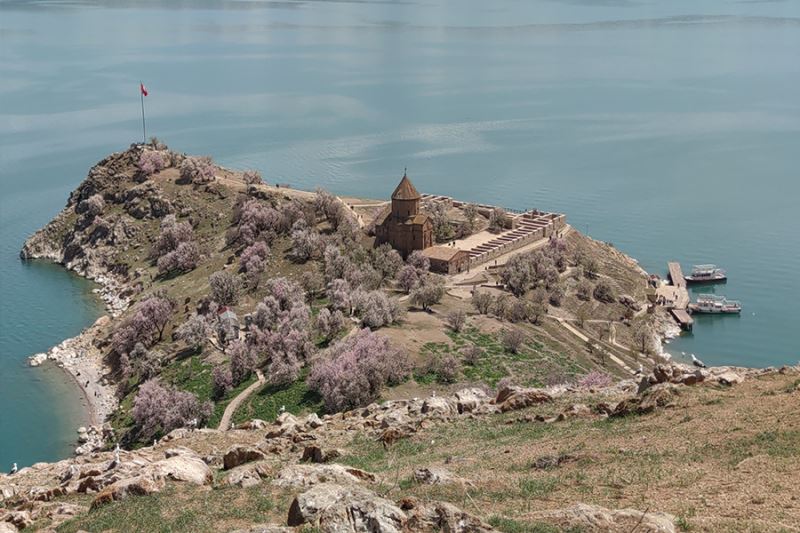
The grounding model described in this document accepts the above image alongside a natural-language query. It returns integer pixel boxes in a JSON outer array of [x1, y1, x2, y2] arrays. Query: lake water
[[1, 0, 798, 467]]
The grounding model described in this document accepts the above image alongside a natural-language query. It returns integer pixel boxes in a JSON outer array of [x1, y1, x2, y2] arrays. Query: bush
[[472, 291, 494, 315], [488, 208, 507, 232], [309, 329, 409, 412], [502, 328, 525, 354], [132, 379, 212, 440], [577, 371, 613, 389], [576, 280, 593, 301], [461, 343, 484, 366], [593, 280, 616, 303], [138, 150, 167, 176], [548, 284, 565, 307], [243, 169, 263, 185], [77, 194, 105, 218], [209, 271, 239, 306], [446, 309, 466, 332], [422, 352, 461, 384], [179, 155, 215, 184]]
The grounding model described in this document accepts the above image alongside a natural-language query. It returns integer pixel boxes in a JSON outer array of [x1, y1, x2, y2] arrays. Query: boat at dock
[[688, 294, 742, 314], [684, 264, 727, 284]]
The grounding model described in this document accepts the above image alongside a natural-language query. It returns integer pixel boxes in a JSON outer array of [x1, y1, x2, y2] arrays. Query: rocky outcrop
[[287, 483, 407, 531], [273, 464, 376, 489], [223, 446, 267, 470], [494, 386, 553, 412], [530, 503, 676, 533], [286, 483, 496, 533]]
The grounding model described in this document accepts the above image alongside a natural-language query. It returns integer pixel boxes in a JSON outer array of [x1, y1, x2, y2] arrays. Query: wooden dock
[[671, 308, 693, 331], [667, 262, 686, 288], [660, 262, 692, 330]]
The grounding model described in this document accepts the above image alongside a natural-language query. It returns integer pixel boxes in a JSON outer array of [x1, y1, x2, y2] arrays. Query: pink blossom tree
[[288, 221, 325, 263], [212, 366, 233, 399], [410, 274, 445, 311], [233, 199, 281, 246], [371, 244, 403, 285], [242, 169, 263, 185], [407, 250, 430, 272], [396, 264, 420, 294], [138, 150, 167, 176], [308, 329, 409, 412], [228, 340, 256, 385], [112, 295, 174, 355], [239, 241, 270, 289], [209, 270, 239, 306], [132, 379, 212, 439], [316, 308, 346, 342], [179, 155, 215, 184], [175, 314, 210, 352]]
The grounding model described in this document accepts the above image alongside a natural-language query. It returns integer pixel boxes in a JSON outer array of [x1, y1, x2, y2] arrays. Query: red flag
[[140, 83, 148, 97]]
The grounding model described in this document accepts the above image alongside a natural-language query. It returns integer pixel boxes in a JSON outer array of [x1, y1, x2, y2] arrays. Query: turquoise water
[[1, 0, 798, 467]]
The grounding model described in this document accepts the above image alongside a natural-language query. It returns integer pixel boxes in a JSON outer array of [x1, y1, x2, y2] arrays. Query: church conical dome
[[391, 171, 421, 201]]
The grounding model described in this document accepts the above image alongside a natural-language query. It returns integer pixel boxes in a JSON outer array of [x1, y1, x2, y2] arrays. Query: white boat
[[689, 294, 741, 314], [684, 264, 727, 284]]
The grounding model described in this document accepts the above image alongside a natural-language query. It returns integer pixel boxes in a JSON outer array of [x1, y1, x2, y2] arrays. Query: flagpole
[[140, 81, 146, 144]]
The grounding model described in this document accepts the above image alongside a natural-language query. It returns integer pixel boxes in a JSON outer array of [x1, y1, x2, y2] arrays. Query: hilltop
[[6, 142, 796, 532]]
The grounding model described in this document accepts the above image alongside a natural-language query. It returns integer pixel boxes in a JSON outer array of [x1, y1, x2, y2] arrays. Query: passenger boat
[[684, 264, 727, 284], [688, 294, 741, 314]]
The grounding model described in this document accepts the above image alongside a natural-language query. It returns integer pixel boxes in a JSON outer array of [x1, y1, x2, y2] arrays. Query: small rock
[[223, 446, 267, 470]]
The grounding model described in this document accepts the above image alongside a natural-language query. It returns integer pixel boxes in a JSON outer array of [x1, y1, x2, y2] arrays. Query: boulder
[[716, 371, 743, 386], [0, 485, 16, 502], [230, 526, 295, 533], [223, 446, 267, 470], [150, 456, 213, 485], [399, 498, 496, 533], [237, 419, 268, 430], [421, 397, 458, 417], [412, 467, 463, 486], [163, 446, 197, 458], [0, 521, 17, 533], [287, 483, 406, 532], [90, 474, 164, 509], [301, 446, 342, 464], [224, 462, 273, 488], [305, 413, 325, 429], [454, 388, 489, 414], [494, 386, 553, 412], [2, 511, 31, 530], [273, 464, 376, 489], [530, 503, 676, 533]]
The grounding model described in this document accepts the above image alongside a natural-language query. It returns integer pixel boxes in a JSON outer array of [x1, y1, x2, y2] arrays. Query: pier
[[658, 262, 693, 330]]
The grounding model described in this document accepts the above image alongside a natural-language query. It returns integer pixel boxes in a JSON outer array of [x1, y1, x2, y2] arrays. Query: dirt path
[[551, 317, 636, 375], [218, 369, 266, 431]]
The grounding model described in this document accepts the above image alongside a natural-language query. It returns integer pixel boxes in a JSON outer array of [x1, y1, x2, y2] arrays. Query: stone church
[[374, 172, 433, 257]]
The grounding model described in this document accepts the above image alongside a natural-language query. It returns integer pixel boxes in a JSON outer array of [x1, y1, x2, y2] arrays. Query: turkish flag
[[140, 83, 148, 97]]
